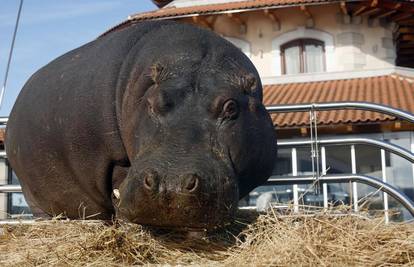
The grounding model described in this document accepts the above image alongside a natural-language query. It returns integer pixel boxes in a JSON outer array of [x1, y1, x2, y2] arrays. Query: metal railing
[[0, 117, 8, 125], [262, 101, 414, 221], [267, 174, 414, 217], [0, 184, 21, 193], [278, 138, 414, 163]]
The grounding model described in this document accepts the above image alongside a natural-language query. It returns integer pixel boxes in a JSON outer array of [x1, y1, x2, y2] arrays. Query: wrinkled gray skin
[[6, 21, 277, 230]]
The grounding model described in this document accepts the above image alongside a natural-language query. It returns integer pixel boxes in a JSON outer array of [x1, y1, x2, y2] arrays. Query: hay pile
[[1, 209, 414, 266]]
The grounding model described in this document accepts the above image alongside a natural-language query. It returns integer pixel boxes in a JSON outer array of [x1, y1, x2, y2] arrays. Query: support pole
[[0, 0, 24, 108]]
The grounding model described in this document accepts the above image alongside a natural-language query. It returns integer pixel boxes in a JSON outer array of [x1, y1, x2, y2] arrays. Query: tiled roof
[[137, 0, 414, 21], [101, 0, 414, 37], [263, 74, 414, 127], [101, 0, 340, 37], [130, 0, 339, 21]]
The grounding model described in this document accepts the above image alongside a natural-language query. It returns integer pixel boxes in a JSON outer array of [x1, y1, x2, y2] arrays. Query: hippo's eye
[[147, 91, 174, 116], [221, 99, 239, 120]]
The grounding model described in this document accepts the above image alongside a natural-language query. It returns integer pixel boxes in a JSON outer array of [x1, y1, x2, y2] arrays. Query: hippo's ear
[[150, 63, 169, 84], [240, 73, 257, 95]]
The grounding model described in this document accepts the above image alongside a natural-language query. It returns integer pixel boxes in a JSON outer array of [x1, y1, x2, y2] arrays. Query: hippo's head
[[115, 24, 277, 230]]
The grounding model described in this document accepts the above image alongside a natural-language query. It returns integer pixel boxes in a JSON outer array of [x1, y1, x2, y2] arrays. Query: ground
[[1, 208, 413, 266]]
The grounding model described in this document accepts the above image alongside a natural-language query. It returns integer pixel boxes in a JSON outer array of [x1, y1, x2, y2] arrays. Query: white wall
[[213, 4, 396, 78]]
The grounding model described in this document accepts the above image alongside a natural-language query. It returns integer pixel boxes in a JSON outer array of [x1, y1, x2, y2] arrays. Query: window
[[271, 148, 292, 176], [325, 145, 352, 174], [296, 146, 320, 176], [6, 160, 31, 217], [281, 39, 325, 75]]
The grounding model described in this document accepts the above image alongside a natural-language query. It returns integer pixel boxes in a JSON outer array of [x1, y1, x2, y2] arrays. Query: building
[[2, 0, 414, 220]]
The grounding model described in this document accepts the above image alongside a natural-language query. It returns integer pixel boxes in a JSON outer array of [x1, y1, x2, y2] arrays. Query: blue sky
[[0, 0, 156, 116]]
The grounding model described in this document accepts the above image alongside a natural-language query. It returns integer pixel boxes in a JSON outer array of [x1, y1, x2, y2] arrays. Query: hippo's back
[[5, 21, 172, 218]]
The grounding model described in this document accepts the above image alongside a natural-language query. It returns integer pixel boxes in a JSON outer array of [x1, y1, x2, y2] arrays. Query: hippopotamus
[[5, 21, 277, 230]]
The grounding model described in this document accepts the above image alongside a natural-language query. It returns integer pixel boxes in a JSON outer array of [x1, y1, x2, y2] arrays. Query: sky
[[0, 0, 156, 116]]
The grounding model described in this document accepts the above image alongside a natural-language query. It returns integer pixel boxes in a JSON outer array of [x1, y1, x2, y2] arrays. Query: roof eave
[[129, 0, 359, 21]]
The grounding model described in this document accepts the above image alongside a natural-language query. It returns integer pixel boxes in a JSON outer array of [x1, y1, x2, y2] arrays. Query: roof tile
[[130, 0, 337, 21], [263, 74, 414, 127]]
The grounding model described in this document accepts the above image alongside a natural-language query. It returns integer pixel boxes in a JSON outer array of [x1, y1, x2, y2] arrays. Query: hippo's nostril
[[143, 170, 158, 191], [184, 174, 199, 192]]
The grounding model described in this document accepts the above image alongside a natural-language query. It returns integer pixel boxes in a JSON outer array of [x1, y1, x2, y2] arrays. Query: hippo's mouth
[[113, 175, 238, 231]]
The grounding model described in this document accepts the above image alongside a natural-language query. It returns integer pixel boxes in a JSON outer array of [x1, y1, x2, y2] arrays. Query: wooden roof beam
[[401, 34, 414, 42], [263, 9, 281, 31], [300, 5, 314, 27], [379, 2, 414, 18], [192, 16, 215, 30], [399, 27, 414, 34], [353, 5, 368, 16], [352, 0, 377, 16], [390, 13, 412, 22], [300, 5, 312, 18], [371, 9, 397, 19], [226, 13, 247, 34], [375, 3, 402, 19], [340, 1, 348, 15], [359, 7, 381, 16], [399, 19, 414, 26], [352, 2, 368, 16]]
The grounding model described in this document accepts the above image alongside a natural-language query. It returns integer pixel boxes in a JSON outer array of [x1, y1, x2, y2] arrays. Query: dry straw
[[1, 207, 414, 266]]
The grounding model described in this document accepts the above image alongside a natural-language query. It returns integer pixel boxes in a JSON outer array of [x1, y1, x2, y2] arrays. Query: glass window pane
[[284, 46, 301, 75], [383, 134, 414, 221], [296, 146, 322, 205], [327, 183, 351, 206], [10, 171, 19, 185], [272, 148, 292, 176], [385, 136, 414, 200], [297, 146, 312, 175], [325, 145, 352, 174], [355, 145, 383, 210], [6, 164, 32, 217], [355, 145, 382, 178], [324, 145, 352, 206], [297, 146, 320, 176], [304, 44, 324, 73], [8, 192, 31, 216]]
